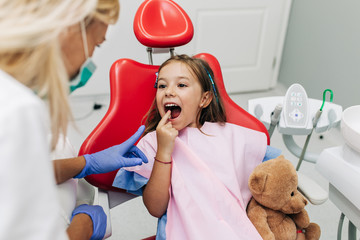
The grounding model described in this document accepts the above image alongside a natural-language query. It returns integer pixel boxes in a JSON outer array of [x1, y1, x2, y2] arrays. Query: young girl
[[113, 54, 281, 239]]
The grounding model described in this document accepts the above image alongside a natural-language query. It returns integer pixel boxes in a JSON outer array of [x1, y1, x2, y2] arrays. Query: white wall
[[73, 0, 292, 96], [74, 0, 360, 109], [72, 0, 144, 97], [278, 0, 360, 109]]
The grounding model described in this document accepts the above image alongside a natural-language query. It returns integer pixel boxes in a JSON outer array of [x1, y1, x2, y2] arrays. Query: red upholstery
[[80, 59, 158, 191], [197, 53, 270, 144], [142, 237, 156, 240], [133, 0, 194, 48], [80, 53, 269, 192]]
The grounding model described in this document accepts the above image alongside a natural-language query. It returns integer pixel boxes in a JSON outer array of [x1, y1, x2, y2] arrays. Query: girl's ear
[[200, 91, 213, 108]]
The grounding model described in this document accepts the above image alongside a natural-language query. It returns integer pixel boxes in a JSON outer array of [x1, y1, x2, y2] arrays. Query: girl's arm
[[143, 111, 177, 218]]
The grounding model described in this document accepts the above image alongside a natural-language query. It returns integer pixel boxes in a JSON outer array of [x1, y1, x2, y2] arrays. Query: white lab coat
[[0, 70, 68, 240], [51, 135, 95, 230]]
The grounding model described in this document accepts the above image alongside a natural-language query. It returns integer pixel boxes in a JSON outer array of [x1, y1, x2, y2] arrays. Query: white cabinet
[[74, 0, 292, 96]]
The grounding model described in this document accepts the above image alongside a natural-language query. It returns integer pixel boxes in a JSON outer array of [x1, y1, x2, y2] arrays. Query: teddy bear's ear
[[249, 170, 268, 195]]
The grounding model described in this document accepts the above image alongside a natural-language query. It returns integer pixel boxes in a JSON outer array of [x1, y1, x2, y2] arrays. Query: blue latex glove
[[71, 204, 106, 240], [75, 125, 148, 178]]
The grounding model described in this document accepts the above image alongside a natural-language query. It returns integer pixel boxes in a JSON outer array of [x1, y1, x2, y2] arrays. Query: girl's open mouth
[[165, 103, 181, 119]]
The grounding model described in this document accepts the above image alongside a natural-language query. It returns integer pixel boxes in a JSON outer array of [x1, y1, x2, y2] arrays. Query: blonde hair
[[94, 0, 120, 24], [0, 0, 119, 149]]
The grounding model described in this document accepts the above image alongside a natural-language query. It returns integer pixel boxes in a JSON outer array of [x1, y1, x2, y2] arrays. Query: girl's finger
[[158, 110, 171, 127]]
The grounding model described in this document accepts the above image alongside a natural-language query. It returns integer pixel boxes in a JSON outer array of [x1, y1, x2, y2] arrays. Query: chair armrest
[[297, 172, 328, 205], [97, 190, 112, 239], [96, 189, 139, 239]]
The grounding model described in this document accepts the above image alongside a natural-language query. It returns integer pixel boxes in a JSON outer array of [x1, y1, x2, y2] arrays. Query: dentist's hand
[[75, 125, 148, 178], [71, 204, 106, 240]]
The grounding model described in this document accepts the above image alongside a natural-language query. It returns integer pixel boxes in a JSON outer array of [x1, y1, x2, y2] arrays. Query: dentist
[[0, 0, 147, 239]]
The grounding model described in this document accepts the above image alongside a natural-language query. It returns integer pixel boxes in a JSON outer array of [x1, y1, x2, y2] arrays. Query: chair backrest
[[79, 59, 158, 191], [79, 53, 269, 191], [134, 0, 194, 48], [196, 53, 270, 141], [79, 0, 269, 192]]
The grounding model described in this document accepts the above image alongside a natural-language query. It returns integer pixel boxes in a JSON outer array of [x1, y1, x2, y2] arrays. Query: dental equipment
[[248, 84, 343, 205], [295, 89, 333, 171], [316, 105, 360, 240], [248, 84, 342, 164], [268, 104, 282, 138]]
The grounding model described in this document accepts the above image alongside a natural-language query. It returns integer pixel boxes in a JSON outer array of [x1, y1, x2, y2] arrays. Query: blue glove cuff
[[71, 204, 107, 240], [74, 155, 92, 179]]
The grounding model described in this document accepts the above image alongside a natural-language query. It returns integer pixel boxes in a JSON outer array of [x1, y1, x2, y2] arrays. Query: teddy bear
[[247, 155, 321, 240]]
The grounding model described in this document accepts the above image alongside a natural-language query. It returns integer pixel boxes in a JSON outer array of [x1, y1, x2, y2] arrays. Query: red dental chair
[[79, 0, 269, 238]]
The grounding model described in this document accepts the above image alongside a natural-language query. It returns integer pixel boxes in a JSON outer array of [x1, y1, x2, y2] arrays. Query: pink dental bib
[[126, 122, 267, 239]]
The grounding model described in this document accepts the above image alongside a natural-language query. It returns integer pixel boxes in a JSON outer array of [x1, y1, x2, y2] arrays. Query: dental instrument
[[295, 89, 333, 171], [268, 104, 282, 138], [248, 84, 343, 205], [248, 84, 342, 164]]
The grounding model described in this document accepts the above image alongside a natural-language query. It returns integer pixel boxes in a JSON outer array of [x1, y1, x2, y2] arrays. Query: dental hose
[[268, 104, 282, 138], [296, 109, 322, 171], [296, 89, 333, 171]]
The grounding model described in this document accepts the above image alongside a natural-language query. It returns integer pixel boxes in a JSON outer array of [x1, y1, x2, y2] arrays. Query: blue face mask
[[69, 20, 97, 93]]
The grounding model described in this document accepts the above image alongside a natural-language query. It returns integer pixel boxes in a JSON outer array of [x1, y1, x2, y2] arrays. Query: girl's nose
[[165, 86, 176, 97]]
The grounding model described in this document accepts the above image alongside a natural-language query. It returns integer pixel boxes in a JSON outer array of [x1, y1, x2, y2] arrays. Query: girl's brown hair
[[143, 54, 226, 135]]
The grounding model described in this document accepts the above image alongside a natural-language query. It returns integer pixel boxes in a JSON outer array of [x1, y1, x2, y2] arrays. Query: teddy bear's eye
[[291, 192, 294, 196]]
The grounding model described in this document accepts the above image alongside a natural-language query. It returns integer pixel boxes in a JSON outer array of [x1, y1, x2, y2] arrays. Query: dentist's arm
[[67, 213, 93, 240], [67, 204, 106, 240], [143, 111, 177, 218], [53, 126, 148, 184], [53, 155, 86, 184]]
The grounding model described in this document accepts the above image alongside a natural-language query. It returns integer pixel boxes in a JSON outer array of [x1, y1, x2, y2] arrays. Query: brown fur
[[247, 156, 321, 240]]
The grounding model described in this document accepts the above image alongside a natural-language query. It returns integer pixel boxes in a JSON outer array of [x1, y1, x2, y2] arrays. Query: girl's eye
[[158, 84, 166, 89], [178, 83, 187, 88]]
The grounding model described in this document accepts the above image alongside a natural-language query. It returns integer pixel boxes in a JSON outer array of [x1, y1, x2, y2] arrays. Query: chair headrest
[[133, 0, 194, 48]]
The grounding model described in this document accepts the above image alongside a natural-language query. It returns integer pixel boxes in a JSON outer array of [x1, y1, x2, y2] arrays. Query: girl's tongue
[[165, 105, 182, 119], [170, 107, 181, 119]]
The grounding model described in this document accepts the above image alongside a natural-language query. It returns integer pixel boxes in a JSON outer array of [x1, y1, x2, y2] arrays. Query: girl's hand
[[143, 111, 174, 217], [156, 110, 178, 157]]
